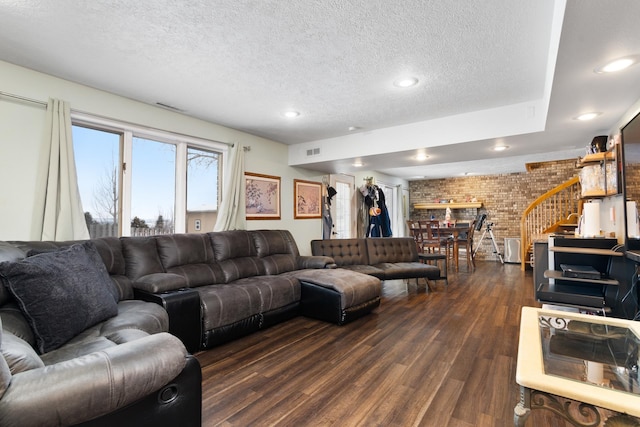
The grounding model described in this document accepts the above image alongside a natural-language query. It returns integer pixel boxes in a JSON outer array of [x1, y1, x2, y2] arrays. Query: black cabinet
[[535, 236, 636, 319], [532, 241, 548, 295]]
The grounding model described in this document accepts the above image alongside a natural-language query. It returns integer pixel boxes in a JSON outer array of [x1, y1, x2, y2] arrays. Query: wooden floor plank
[[197, 261, 579, 426]]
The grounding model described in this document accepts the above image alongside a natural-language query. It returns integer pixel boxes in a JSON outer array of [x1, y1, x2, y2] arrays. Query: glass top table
[[515, 307, 640, 426]]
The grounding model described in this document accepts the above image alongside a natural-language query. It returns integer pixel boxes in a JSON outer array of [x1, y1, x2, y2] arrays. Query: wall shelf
[[576, 149, 620, 198], [413, 202, 482, 210], [577, 151, 615, 166], [549, 246, 623, 257]]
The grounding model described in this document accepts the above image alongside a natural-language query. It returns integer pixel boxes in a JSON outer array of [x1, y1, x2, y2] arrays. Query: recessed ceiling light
[[493, 146, 509, 152], [352, 160, 363, 167], [415, 153, 429, 161], [574, 112, 601, 121], [594, 56, 638, 73], [348, 126, 361, 131], [283, 110, 300, 118], [393, 77, 419, 88]]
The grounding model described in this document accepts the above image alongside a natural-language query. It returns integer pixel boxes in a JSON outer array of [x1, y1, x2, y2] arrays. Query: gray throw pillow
[[26, 241, 120, 304], [0, 243, 118, 354]]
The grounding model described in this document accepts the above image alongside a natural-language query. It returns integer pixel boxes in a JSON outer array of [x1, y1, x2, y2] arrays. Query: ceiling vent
[[306, 147, 321, 157], [155, 102, 184, 113]]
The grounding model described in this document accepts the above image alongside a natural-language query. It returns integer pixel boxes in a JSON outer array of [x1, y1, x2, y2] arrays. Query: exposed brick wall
[[626, 163, 640, 202], [409, 159, 578, 261]]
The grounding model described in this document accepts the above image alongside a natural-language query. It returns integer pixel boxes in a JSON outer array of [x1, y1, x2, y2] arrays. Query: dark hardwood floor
[[195, 260, 572, 426]]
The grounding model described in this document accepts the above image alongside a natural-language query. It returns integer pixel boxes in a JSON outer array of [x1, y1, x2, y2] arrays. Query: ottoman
[[294, 268, 382, 325]]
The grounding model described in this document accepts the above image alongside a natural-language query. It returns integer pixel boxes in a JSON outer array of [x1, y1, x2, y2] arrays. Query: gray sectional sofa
[[0, 229, 396, 426]]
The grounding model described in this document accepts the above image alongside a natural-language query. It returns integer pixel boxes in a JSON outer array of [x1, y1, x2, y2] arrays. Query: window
[[72, 116, 225, 238], [131, 137, 176, 236], [186, 147, 220, 232], [73, 126, 122, 238]]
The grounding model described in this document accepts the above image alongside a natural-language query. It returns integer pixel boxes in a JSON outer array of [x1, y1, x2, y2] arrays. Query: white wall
[[0, 61, 325, 253]]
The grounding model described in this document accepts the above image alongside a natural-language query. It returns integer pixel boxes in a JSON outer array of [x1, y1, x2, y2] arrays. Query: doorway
[[329, 174, 356, 238]]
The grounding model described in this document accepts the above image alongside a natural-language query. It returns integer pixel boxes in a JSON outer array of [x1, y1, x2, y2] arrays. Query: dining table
[[409, 220, 472, 271], [433, 223, 472, 270]]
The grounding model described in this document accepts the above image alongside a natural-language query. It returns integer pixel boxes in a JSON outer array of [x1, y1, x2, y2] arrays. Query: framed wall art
[[245, 172, 281, 220], [294, 179, 322, 219]]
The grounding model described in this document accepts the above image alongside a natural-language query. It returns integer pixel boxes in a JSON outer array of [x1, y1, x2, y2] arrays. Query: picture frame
[[294, 179, 322, 219], [245, 172, 281, 220]]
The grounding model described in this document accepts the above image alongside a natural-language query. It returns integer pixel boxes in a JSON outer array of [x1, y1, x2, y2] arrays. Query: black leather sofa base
[[134, 288, 202, 354], [296, 268, 382, 325], [301, 281, 381, 325], [75, 355, 202, 427], [201, 302, 300, 348]]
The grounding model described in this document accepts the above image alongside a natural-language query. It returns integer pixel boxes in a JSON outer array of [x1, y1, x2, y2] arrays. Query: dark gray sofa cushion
[[209, 230, 257, 260], [251, 230, 300, 275], [0, 330, 44, 373], [0, 243, 28, 307], [310, 238, 369, 266], [22, 241, 121, 304], [155, 234, 225, 287], [337, 264, 386, 279], [91, 237, 133, 300], [196, 275, 300, 330], [0, 243, 118, 353], [121, 237, 165, 280], [293, 268, 381, 310], [4, 238, 134, 302], [365, 237, 420, 263], [156, 234, 215, 267], [252, 230, 300, 257], [209, 231, 265, 282], [133, 272, 188, 293], [372, 262, 440, 280]]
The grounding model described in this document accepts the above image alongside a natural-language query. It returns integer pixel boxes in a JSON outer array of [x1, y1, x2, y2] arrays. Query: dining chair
[[408, 220, 448, 284], [416, 220, 441, 254], [406, 220, 423, 253], [456, 220, 476, 271], [428, 220, 453, 260]]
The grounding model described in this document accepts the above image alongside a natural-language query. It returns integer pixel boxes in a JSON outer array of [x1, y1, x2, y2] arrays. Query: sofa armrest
[[0, 333, 189, 427], [77, 355, 202, 427], [298, 255, 336, 269], [133, 273, 187, 293], [134, 288, 202, 354]]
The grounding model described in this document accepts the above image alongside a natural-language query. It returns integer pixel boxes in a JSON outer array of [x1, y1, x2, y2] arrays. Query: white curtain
[[38, 99, 90, 241], [214, 142, 246, 231]]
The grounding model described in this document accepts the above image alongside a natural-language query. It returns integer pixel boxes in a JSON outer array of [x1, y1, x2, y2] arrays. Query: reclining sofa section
[[0, 239, 201, 427], [310, 237, 441, 282], [124, 229, 381, 350]]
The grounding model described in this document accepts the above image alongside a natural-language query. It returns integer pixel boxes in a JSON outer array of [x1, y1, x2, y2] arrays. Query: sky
[[73, 126, 218, 225]]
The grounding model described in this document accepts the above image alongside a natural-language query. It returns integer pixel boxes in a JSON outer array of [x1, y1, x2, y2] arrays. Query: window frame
[[72, 112, 228, 236]]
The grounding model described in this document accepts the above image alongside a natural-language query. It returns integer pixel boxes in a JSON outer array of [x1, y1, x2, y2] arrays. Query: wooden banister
[[520, 177, 581, 270]]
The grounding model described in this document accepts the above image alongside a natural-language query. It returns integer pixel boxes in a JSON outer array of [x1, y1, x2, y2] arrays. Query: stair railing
[[520, 177, 581, 270]]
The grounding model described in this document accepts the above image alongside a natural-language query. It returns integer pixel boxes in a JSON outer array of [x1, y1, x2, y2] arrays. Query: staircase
[[520, 177, 581, 270]]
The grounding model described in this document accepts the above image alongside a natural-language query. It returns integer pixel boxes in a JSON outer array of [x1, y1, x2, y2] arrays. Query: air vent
[[306, 147, 321, 157], [155, 102, 184, 113]]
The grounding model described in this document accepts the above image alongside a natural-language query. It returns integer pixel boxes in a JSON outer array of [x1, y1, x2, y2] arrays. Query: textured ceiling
[[1, 0, 640, 179]]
